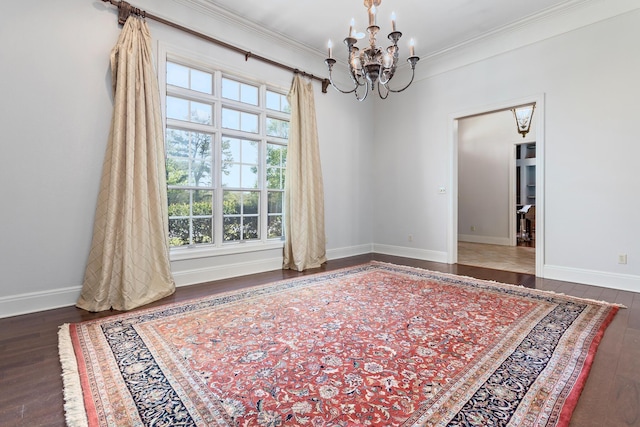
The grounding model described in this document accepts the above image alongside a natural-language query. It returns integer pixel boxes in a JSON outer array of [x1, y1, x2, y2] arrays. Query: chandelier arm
[[378, 81, 390, 99], [386, 65, 416, 93], [350, 68, 368, 88], [354, 81, 370, 101], [325, 60, 359, 94], [328, 76, 359, 94]]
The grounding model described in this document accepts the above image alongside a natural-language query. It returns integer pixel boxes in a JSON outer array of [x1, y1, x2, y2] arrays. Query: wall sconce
[[512, 104, 535, 138]]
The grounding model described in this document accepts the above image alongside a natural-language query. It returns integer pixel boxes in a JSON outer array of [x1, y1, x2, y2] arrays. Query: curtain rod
[[101, 0, 330, 93]]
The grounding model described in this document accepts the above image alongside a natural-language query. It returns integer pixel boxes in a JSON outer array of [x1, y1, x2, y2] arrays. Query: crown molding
[[423, 0, 594, 61], [415, 0, 640, 80], [172, 0, 322, 61]]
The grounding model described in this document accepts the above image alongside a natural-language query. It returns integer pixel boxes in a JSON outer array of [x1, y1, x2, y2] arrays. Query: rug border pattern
[[59, 261, 620, 427]]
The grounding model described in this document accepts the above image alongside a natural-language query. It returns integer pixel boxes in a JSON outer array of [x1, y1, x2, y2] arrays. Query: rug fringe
[[58, 324, 89, 427]]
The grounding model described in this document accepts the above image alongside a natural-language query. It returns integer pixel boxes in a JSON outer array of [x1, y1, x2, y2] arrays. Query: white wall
[[0, 0, 373, 317], [457, 111, 537, 246], [1, 0, 639, 318], [373, 5, 640, 291]]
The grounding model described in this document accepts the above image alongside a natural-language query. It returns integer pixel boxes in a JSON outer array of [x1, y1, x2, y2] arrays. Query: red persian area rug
[[59, 262, 620, 427]]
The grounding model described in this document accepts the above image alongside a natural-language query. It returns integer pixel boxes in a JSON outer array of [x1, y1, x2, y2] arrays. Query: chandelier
[[324, 0, 420, 101]]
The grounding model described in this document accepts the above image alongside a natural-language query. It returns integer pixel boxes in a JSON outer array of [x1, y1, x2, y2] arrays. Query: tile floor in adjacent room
[[458, 241, 535, 274]]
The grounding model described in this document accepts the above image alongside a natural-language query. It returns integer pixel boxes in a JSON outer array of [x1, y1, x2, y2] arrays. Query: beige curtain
[[283, 75, 327, 271], [77, 17, 175, 312]]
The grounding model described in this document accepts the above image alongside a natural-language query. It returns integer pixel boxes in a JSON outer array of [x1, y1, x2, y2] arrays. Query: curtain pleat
[[77, 17, 175, 312], [283, 75, 327, 271]]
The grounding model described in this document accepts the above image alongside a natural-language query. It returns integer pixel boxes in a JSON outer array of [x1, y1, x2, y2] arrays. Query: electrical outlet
[[408, 234, 413, 242], [438, 187, 446, 194], [618, 254, 627, 264], [470, 226, 476, 232]]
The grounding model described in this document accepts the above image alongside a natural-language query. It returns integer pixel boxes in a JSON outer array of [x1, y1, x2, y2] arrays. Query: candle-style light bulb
[[327, 39, 333, 58], [349, 18, 355, 37], [369, 5, 377, 26], [383, 52, 393, 68], [391, 11, 397, 32], [409, 38, 415, 57]]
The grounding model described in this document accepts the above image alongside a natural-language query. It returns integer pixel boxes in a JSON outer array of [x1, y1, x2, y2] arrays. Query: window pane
[[191, 101, 212, 125], [167, 96, 189, 121], [223, 216, 241, 242], [243, 191, 259, 214], [222, 108, 240, 130], [268, 191, 282, 214], [169, 218, 190, 247], [266, 91, 280, 111], [167, 63, 212, 94], [167, 62, 189, 88], [166, 158, 189, 186], [166, 129, 190, 158], [242, 164, 258, 189], [191, 160, 212, 186], [223, 78, 259, 106], [243, 217, 259, 240], [241, 112, 259, 133], [193, 190, 213, 215], [266, 90, 290, 113], [266, 167, 281, 189], [191, 132, 212, 160], [222, 108, 259, 133], [268, 215, 283, 239], [242, 139, 259, 164], [266, 144, 286, 189], [167, 97, 212, 125], [191, 69, 212, 94], [266, 144, 285, 167], [167, 130, 213, 187], [192, 218, 213, 244], [222, 163, 240, 188], [240, 83, 258, 106], [266, 117, 289, 138], [221, 138, 259, 189], [167, 189, 213, 247], [223, 137, 240, 163], [223, 191, 241, 215], [167, 189, 190, 216], [222, 78, 239, 101]]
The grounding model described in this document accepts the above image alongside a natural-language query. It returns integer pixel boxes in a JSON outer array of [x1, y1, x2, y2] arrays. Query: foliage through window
[[164, 60, 289, 248]]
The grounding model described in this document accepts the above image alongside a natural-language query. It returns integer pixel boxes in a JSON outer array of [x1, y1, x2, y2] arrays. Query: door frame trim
[[447, 94, 545, 277]]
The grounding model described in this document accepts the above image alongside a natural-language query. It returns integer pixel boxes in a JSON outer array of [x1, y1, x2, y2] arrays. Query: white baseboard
[[373, 244, 449, 264], [0, 286, 82, 319], [326, 244, 374, 260], [544, 265, 640, 293], [458, 234, 512, 246]]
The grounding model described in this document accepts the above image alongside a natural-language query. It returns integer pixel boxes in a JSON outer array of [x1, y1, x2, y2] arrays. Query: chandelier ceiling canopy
[[325, 0, 419, 101]]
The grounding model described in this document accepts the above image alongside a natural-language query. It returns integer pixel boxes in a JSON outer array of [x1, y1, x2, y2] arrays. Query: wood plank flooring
[[1, 254, 638, 426]]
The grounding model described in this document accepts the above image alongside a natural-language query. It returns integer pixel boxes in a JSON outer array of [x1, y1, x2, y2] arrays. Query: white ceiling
[[197, 0, 582, 58]]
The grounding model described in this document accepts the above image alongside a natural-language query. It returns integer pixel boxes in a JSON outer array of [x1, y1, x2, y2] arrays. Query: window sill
[[169, 241, 284, 262]]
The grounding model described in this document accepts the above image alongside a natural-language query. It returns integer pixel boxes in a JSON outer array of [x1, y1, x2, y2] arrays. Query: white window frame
[[159, 49, 289, 260]]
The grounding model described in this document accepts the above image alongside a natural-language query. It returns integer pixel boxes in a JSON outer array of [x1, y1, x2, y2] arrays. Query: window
[[164, 60, 289, 249]]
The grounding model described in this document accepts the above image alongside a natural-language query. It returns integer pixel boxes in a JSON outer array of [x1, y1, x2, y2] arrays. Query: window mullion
[[213, 70, 223, 247]]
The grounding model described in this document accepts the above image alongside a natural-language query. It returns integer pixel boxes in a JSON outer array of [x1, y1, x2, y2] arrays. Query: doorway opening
[[516, 142, 536, 248], [449, 96, 544, 277]]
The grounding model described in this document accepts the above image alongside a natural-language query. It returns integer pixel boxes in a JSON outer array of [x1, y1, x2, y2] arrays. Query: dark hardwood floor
[[1, 254, 638, 426]]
